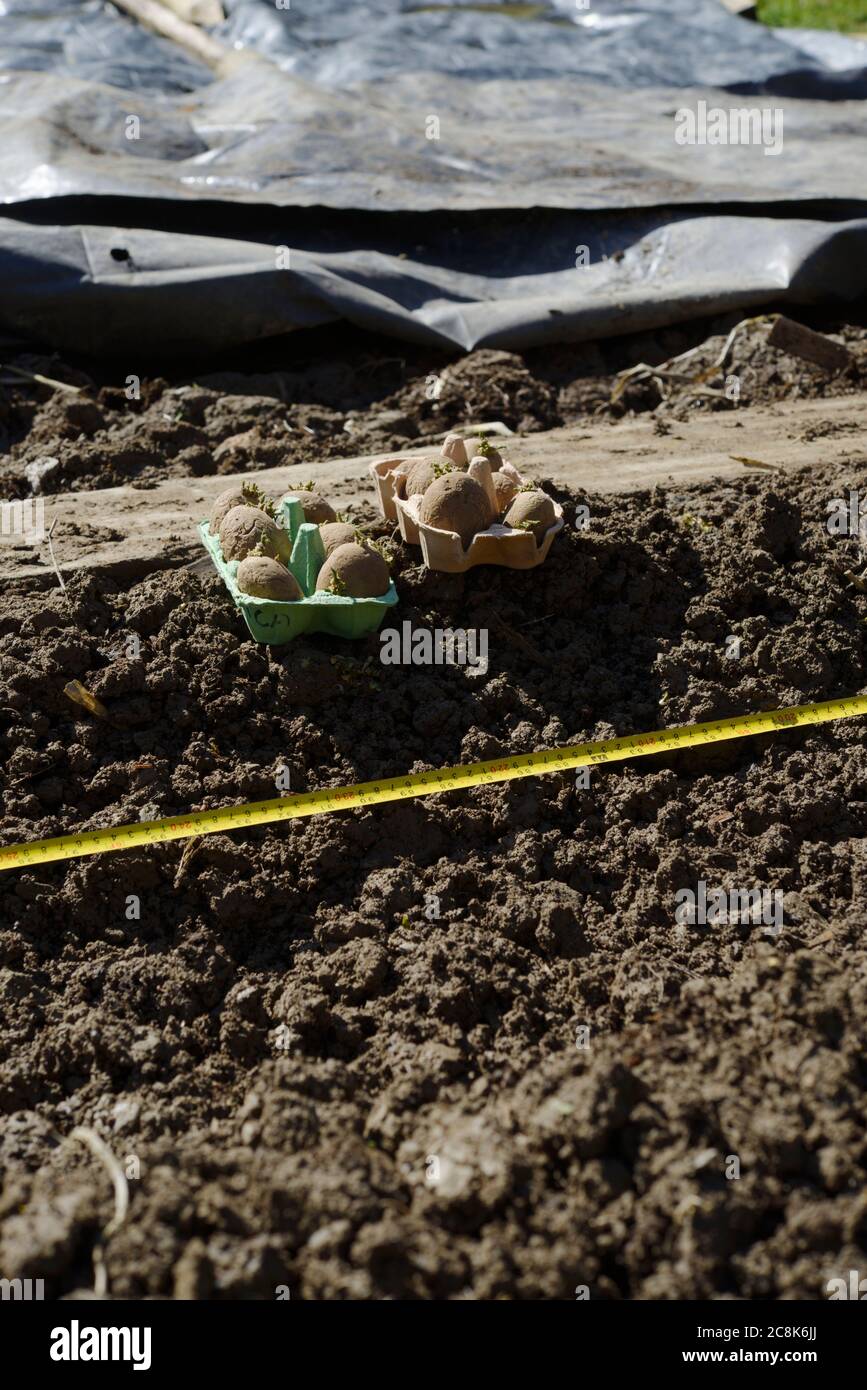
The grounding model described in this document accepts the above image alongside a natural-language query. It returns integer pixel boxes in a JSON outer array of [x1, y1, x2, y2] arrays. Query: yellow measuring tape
[[1, 693, 865, 872]]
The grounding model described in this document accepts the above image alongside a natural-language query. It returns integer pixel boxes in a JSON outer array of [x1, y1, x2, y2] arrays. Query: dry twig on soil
[[69, 1127, 130, 1297]]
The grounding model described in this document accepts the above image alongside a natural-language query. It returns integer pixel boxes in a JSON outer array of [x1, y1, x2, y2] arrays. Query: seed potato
[[319, 521, 357, 555], [504, 490, 556, 542], [219, 505, 292, 564], [316, 542, 390, 598], [299, 492, 337, 525], [236, 556, 302, 601], [418, 473, 493, 549]]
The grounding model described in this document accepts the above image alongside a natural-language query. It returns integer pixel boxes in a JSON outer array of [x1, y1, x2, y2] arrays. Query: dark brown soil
[[2, 312, 867, 498], [1, 451, 866, 1299]]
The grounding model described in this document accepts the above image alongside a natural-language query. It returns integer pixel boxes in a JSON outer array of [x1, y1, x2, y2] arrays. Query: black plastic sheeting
[[0, 0, 866, 357]]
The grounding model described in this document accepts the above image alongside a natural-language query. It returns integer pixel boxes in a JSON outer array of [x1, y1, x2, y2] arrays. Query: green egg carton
[[199, 496, 398, 645]]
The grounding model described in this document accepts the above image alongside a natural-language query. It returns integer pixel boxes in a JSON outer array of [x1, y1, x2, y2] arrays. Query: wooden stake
[[768, 316, 854, 375], [160, 0, 225, 24], [110, 0, 229, 70]]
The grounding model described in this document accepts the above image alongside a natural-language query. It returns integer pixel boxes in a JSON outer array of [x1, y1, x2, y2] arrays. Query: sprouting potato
[[505, 490, 556, 542], [316, 542, 390, 598], [298, 492, 337, 525], [236, 556, 302, 601], [405, 456, 453, 497], [209, 482, 271, 534], [319, 521, 357, 555], [219, 505, 292, 564], [210, 487, 248, 535], [418, 472, 493, 549], [471, 437, 503, 470]]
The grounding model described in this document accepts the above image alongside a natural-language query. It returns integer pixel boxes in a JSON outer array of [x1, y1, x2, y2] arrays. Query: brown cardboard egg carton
[[370, 454, 415, 526], [369, 441, 564, 574]]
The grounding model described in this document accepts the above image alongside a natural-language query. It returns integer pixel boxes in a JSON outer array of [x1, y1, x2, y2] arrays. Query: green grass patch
[[757, 0, 867, 30]]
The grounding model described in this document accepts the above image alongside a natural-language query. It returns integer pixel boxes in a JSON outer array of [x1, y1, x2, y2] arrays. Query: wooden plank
[[110, 0, 229, 70], [3, 392, 866, 583], [160, 0, 225, 24], [768, 316, 854, 374], [717, 0, 757, 17]]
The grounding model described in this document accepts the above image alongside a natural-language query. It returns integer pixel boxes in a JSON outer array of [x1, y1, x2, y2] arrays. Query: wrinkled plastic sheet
[[3, 63, 867, 212], [0, 0, 210, 92], [7, 1, 864, 98], [0, 0, 866, 356], [4, 212, 867, 357], [219, 0, 867, 98]]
